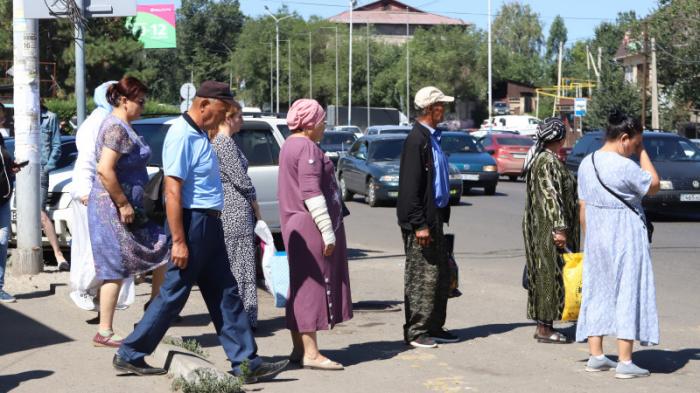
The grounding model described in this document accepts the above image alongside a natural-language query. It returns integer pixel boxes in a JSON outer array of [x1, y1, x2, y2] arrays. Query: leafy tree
[[492, 2, 543, 58], [586, 61, 641, 129], [546, 15, 567, 62]]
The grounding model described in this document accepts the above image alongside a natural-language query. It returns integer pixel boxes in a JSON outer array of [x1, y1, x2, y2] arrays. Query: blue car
[[337, 135, 463, 207], [440, 131, 500, 195]]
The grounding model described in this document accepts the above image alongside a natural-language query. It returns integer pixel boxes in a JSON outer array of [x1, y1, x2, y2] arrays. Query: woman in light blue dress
[[575, 111, 661, 379]]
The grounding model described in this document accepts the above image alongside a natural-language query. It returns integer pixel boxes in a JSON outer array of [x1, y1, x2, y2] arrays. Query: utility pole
[[288, 39, 291, 109], [308, 31, 312, 97], [11, 0, 43, 275], [75, 0, 86, 126], [406, 6, 410, 122], [487, 0, 493, 128], [269, 42, 273, 112], [554, 41, 563, 117], [366, 22, 370, 129], [335, 27, 339, 125], [597, 47, 602, 90], [641, 22, 649, 129], [651, 37, 659, 130], [348, 0, 356, 126]]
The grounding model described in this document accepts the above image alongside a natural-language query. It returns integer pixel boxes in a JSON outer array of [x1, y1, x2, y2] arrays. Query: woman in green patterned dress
[[522, 117, 580, 343]]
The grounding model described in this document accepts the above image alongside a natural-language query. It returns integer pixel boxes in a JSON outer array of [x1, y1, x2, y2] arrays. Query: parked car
[[319, 131, 357, 167], [480, 115, 541, 136], [566, 131, 700, 218], [692, 139, 700, 149], [333, 125, 363, 138], [336, 135, 463, 207], [131, 116, 286, 236], [470, 128, 520, 139], [493, 101, 509, 115], [440, 132, 499, 195], [8, 136, 78, 247], [479, 133, 533, 181], [365, 125, 412, 136]]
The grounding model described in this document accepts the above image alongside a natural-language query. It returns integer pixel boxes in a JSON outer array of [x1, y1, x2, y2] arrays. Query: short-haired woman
[[576, 111, 660, 378], [88, 76, 169, 347], [278, 99, 352, 370], [522, 117, 580, 343], [210, 101, 261, 329]]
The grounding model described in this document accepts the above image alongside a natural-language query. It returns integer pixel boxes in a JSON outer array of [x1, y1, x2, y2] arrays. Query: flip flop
[[301, 357, 344, 370], [535, 331, 572, 344]]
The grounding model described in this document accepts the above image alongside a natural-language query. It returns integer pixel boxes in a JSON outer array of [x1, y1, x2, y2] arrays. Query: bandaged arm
[[304, 195, 336, 246]]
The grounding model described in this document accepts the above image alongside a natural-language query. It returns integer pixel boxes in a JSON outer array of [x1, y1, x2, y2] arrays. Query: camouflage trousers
[[401, 223, 450, 343]]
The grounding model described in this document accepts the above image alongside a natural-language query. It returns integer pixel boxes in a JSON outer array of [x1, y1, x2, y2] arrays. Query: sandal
[[301, 357, 344, 370], [535, 331, 572, 344]]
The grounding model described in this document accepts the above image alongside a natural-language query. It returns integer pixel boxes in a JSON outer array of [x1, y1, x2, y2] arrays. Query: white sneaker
[[70, 291, 96, 311], [57, 260, 70, 271]]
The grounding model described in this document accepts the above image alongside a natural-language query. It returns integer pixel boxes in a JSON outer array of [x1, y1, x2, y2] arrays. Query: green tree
[[492, 2, 543, 57], [546, 15, 567, 62], [586, 61, 641, 129]]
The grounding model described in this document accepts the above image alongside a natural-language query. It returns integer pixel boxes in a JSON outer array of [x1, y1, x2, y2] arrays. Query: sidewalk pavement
[[1, 249, 698, 393]]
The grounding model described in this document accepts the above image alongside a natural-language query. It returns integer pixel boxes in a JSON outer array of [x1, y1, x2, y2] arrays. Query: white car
[[481, 115, 541, 136]]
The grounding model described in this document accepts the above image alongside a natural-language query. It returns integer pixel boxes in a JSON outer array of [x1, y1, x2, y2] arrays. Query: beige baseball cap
[[414, 86, 454, 109]]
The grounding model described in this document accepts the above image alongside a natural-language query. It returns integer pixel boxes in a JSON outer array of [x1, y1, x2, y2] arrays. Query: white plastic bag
[[254, 220, 289, 308]]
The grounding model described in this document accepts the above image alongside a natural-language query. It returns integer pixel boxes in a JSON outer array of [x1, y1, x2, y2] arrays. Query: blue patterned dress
[[88, 115, 169, 280], [575, 151, 659, 345]]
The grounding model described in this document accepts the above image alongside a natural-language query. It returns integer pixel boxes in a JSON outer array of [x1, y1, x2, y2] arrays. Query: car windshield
[[496, 137, 534, 146], [277, 124, 291, 138], [132, 122, 171, 167], [321, 133, 356, 150], [336, 126, 358, 132], [2, 137, 77, 170], [380, 129, 410, 135], [645, 137, 700, 162], [440, 135, 482, 153], [369, 139, 403, 161]]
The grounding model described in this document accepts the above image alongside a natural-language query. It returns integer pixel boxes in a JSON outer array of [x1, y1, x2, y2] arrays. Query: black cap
[[196, 81, 235, 104]]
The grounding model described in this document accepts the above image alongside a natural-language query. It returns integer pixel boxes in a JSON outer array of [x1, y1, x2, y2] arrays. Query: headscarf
[[286, 99, 325, 131], [94, 80, 117, 113], [522, 117, 567, 173]]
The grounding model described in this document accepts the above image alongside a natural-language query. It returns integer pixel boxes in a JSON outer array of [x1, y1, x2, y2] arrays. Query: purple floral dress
[[88, 115, 169, 280]]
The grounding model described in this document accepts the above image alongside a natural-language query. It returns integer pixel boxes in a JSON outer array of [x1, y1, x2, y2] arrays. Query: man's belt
[[187, 208, 222, 219]]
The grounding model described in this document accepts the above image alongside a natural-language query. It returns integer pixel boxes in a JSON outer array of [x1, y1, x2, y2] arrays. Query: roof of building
[[328, 0, 467, 26]]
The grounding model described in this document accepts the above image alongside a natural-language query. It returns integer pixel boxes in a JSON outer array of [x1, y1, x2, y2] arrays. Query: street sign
[[23, 0, 136, 19], [180, 83, 196, 100], [575, 98, 587, 117], [128, 1, 177, 49], [180, 101, 190, 113]]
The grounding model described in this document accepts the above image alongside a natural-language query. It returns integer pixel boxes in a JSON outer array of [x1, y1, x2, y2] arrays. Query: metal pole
[[270, 43, 273, 112], [406, 6, 410, 122], [309, 31, 312, 97], [651, 37, 659, 130], [641, 22, 649, 129], [10, 0, 43, 275], [275, 21, 280, 113], [335, 27, 339, 126], [487, 0, 492, 129], [366, 22, 370, 129], [348, 1, 355, 126], [288, 39, 292, 108], [75, 0, 86, 126], [554, 41, 563, 117]]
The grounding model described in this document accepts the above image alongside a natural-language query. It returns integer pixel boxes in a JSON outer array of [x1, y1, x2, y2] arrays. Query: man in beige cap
[[396, 86, 457, 348]]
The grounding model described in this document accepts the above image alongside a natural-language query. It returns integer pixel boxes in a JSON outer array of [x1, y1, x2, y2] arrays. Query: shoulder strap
[[591, 152, 645, 221]]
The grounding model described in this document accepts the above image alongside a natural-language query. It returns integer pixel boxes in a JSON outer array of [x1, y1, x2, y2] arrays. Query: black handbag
[[592, 153, 654, 243], [142, 169, 166, 226]]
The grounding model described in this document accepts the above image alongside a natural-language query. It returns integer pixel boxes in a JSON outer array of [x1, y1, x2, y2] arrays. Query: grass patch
[[171, 368, 242, 393], [162, 337, 209, 359]]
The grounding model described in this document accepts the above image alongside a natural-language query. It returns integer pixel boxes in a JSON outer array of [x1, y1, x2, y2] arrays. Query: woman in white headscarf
[[69, 81, 136, 311]]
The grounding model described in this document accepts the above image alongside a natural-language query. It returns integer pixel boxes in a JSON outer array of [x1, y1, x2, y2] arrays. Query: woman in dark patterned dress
[[522, 117, 580, 343], [88, 77, 169, 347], [210, 101, 261, 328]]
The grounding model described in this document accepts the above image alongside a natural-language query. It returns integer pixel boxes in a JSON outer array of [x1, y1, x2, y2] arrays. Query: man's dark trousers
[[118, 209, 262, 372], [402, 218, 450, 343]]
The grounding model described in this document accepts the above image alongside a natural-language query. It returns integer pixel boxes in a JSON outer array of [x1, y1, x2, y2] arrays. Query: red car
[[479, 133, 534, 180]]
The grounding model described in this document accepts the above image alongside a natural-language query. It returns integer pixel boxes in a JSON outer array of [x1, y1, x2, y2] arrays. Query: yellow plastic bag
[[561, 252, 583, 321]]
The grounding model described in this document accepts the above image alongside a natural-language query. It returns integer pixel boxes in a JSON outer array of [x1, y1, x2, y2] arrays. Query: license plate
[[512, 154, 526, 159], [680, 194, 700, 202], [388, 191, 399, 198], [462, 174, 479, 181]]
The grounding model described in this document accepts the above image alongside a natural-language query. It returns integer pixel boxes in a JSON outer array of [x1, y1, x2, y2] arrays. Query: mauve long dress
[[278, 136, 353, 332]]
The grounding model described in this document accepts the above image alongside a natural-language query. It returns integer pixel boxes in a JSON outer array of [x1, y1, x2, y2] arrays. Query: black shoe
[[429, 329, 459, 344], [113, 354, 167, 376], [409, 335, 438, 348], [242, 360, 289, 384]]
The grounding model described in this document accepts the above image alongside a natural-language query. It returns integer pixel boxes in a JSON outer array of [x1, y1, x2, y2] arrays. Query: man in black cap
[[113, 81, 288, 382]]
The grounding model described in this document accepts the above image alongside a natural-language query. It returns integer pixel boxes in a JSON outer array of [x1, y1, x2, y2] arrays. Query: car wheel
[[366, 178, 379, 207], [339, 175, 354, 201], [485, 184, 497, 195], [508, 175, 518, 182]]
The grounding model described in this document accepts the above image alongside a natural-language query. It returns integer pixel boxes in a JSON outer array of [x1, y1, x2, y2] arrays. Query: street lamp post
[[264, 6, 291, 113], [309, 31, 312, 97], [366, 22, 370, 129], [487, 0, 493, 130], [319, 26, 340, 126], [348, 0, 357, 126]]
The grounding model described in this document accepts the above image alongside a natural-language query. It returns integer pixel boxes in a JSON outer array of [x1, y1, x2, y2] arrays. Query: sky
[[172, 0, 659, 43]]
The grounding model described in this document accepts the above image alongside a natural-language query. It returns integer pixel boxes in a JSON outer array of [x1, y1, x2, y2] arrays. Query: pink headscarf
[[286, 99, 326, 131]]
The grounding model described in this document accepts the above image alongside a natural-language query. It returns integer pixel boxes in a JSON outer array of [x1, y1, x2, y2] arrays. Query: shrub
[[162, 337, 209, 359], [171, 368, 243, 393]]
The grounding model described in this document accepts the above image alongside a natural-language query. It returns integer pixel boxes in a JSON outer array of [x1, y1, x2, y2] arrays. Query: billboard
[[129, 1, 177, 49]]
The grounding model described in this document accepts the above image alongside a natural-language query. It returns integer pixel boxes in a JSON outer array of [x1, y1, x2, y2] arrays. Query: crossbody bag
[[591, 153, 654, 243]]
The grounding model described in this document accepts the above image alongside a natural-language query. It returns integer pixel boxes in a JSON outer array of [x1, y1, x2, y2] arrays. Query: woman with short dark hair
[[88, 76, 169, 347], [522, 117, 580, 343], [576, 111, 660, 378]]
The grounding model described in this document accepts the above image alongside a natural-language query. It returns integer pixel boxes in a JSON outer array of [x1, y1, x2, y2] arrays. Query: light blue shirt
[[420, 122, 450, 208], [162, 115, 224, 211]]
